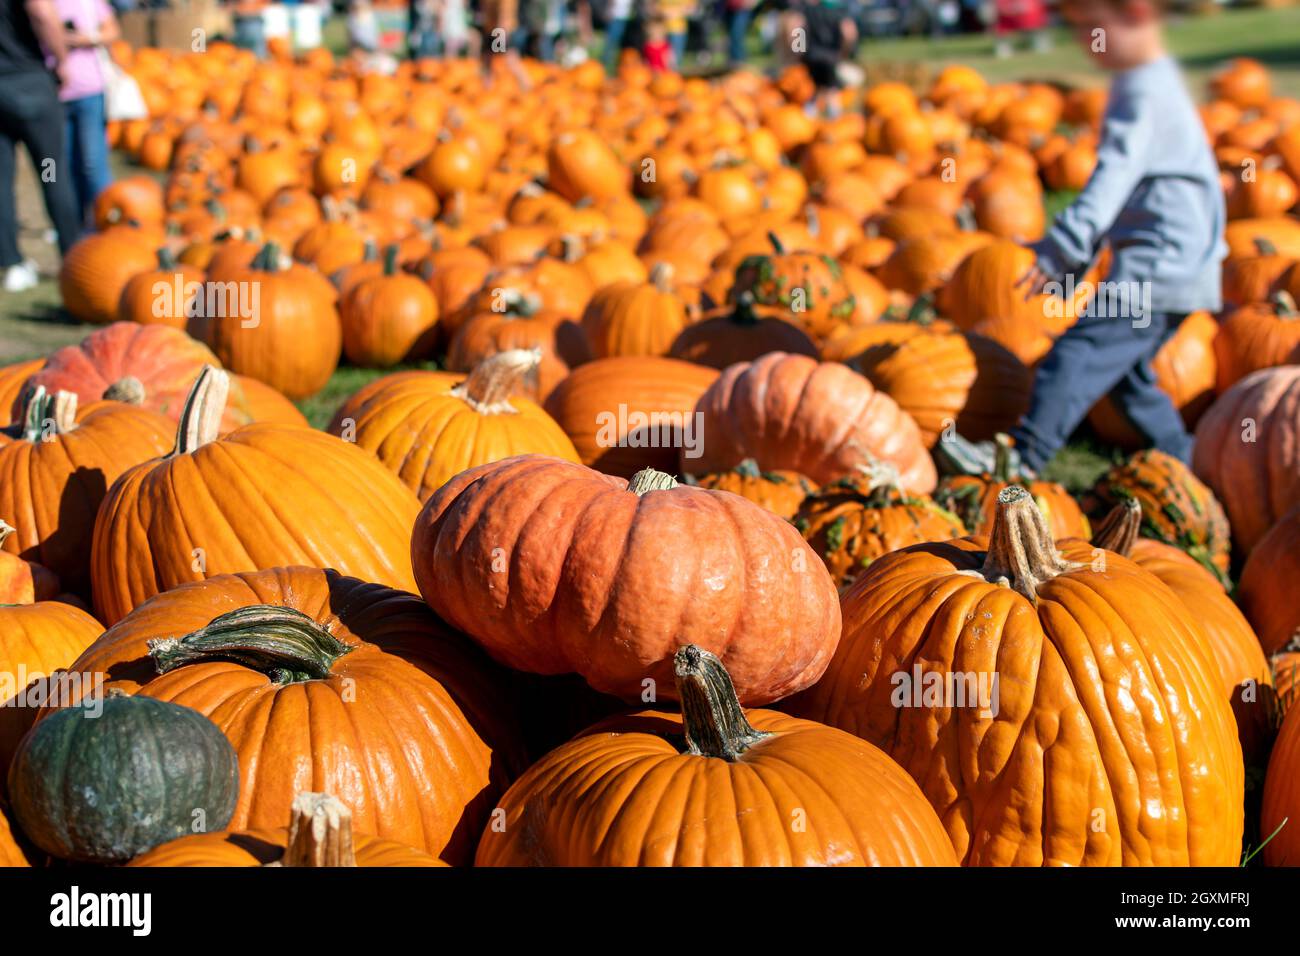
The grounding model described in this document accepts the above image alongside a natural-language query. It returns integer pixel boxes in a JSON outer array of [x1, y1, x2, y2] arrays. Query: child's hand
[[1015, 260, 1052, 301]]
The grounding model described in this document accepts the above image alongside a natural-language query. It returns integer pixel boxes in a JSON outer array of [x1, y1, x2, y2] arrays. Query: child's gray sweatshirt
[[1034, 55, 1227, 316]]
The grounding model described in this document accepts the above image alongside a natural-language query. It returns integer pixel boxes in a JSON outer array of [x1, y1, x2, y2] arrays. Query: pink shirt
[[52, 0, 111, 102]]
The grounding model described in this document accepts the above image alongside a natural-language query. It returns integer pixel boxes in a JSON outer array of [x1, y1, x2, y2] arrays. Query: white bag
[[96, 47, 148, 121]]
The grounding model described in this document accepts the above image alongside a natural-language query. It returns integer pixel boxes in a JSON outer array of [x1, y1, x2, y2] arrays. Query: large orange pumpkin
[[1213, 291, 1300, 391], [60, 567, 523, 864], [1238, 504, 1300, 656], [412, 456, 841, 706], [338, 246, 439, 367], [59, 229, 158, 324], [1193, 365, 1300, 553], [581, 263, 688, 358], [476, 645, 957, 867], [688, 352, 937, 492], [90, 367, 421, 625], [793, 486, 1244, 865], [326, 351, 579, 502]]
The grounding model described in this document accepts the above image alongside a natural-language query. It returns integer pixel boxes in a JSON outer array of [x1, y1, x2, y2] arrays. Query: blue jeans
[[725, 8, 752, 64], [604, 17, 630, 71], [1011, 308, 1194, 470], [233, 14, 267, 58], [669, 31, 687, 64], [63, 94, 111, 225]]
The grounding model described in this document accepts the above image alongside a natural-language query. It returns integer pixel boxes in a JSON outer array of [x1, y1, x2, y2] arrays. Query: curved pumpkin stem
[[19, 387, 77, 442], [734, 458, 762, 479], [104, 375, 146, 406], [851, 457, 903, 506], [1091, 499, 1140, 556], [148, 605, 353, 684], [451, 348, 540, 414], [0, 519, 13, 550], [991, 433, 1016, 483], [628, 468, 678, 495], [276, 792, 358, 868], [1276, 289, 1297, 318], [980, 486, 1079, 603], [172, 365, 229, 456], [674, 645, 771, 761], [649, 261, 674, 293]]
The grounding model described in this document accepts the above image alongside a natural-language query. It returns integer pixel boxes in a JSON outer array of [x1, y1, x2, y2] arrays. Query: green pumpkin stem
[[628, 468, 678, 495], [1091, 499, 1140, 556], [148, 605, 353, 684], [766, 231, 786, 255], [980, 486, 1078, 603], [991, 433, 1015, 482], [1275, 290, 1297, 318], [381, 243, 399, 276], [172, 365, 229, 456], [734, 458, 762, 479], [674, 645, 771, 761], [156, 246, 179, 271], [452, 348, 540, 413], [277, 792, 358, 867]]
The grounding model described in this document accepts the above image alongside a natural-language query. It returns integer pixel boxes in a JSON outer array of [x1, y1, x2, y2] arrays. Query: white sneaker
[[3, 260, 39, 293]]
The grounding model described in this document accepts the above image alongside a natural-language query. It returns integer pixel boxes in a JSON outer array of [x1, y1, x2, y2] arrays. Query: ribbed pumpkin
[[117, 247, 206, 328], [727, 237, 857, 341], [546, 130, 628, 203], [413, 457, 841, 706], [90, 367, 421, 625], [448, 294, 591, 401], [936, 434, 1090, 539], [15, 322, 303, 435], [59, 229, 158, 324], [794, 462, 966, 590], [822, 308, 1031, 447], [581, 263, 688, 359], [793, 486, 1244, 865], [686, 458, 817, 520], [1091, 449, 1232, 581], [1193, 365, 1300, 553], [0, 388, 172, 593], [669, 298, 818, 369], [1092, 500, 1272, 767], [1239, 505, 1300, 656], [476, 645, 957, 867], [1088, 310, 1219, 447], [129, 791, 446, 867], [1213, 291, 1300, 391], [326, 351, 578, 502], [189, 242, 341, 400], [688, 352, 937, 492], [544, 355, 718, 478], [0, 600, 102, 782], [339, 245, 439, 367], [8, 692, 239, 864], [62, 567, 524, 864]]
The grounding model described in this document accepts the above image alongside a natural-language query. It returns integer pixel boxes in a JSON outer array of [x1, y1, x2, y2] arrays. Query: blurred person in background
[[0, 0, 82, 291], [724, 0, 755, 66], [56, 0, 119, 225], [642, 13, 674, 70], [232, 0, 267, 57], [994, 0, 1049, 56], [797, 0, 857, 108], [655, 0, 692, 65], [408, 0, 438, 57], [602, 0, 636, 72]]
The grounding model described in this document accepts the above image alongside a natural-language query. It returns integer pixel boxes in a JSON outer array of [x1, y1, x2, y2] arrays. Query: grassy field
[[3, 6, 1294, 488]]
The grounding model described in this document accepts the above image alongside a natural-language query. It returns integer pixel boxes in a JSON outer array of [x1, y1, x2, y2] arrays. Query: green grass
[[295, 360, 440, 429]]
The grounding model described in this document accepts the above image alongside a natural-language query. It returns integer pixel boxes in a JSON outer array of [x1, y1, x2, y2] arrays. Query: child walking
[[939, 0, 1226, 477]]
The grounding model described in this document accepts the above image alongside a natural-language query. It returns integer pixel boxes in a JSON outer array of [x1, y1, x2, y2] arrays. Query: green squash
[[6, 691, 239, 863]]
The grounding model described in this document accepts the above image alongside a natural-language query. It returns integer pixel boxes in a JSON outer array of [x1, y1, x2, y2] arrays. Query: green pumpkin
[[6, 691, 239, 863]]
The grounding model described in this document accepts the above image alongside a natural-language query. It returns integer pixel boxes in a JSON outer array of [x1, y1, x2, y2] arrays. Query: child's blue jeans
[[1009, 308, 1195, 471]]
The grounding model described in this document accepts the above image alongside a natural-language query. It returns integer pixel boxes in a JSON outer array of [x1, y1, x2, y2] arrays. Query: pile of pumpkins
[[0, 45, 1297, 867]]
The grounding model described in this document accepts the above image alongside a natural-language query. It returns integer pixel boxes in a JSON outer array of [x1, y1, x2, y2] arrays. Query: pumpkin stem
[[1254, 237, 1278, 257], [452, 348, 540, 413], [649, 261, 674, 293], [148, 605, 353, 684], [905, 294, 936, 326], [277, 792, 358, 867], [980, 486, 1079, 602], [1275, 290, 1297, 318], [766, 230, 786, 255], [991, 432, 1015, 482], [1091, 499, 1140, 556], [628, 468, 678, 495], [172, 365, 229, 456], [19, 386, 77, 442], [0, 519, 13, 550], [851, 458, 903, 505], [674, 645, 771, 761], [382, 243, 399, 276], [157, 247, 179, 271], [734, 458, 762, 479], [104, 376, 146, 406]]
